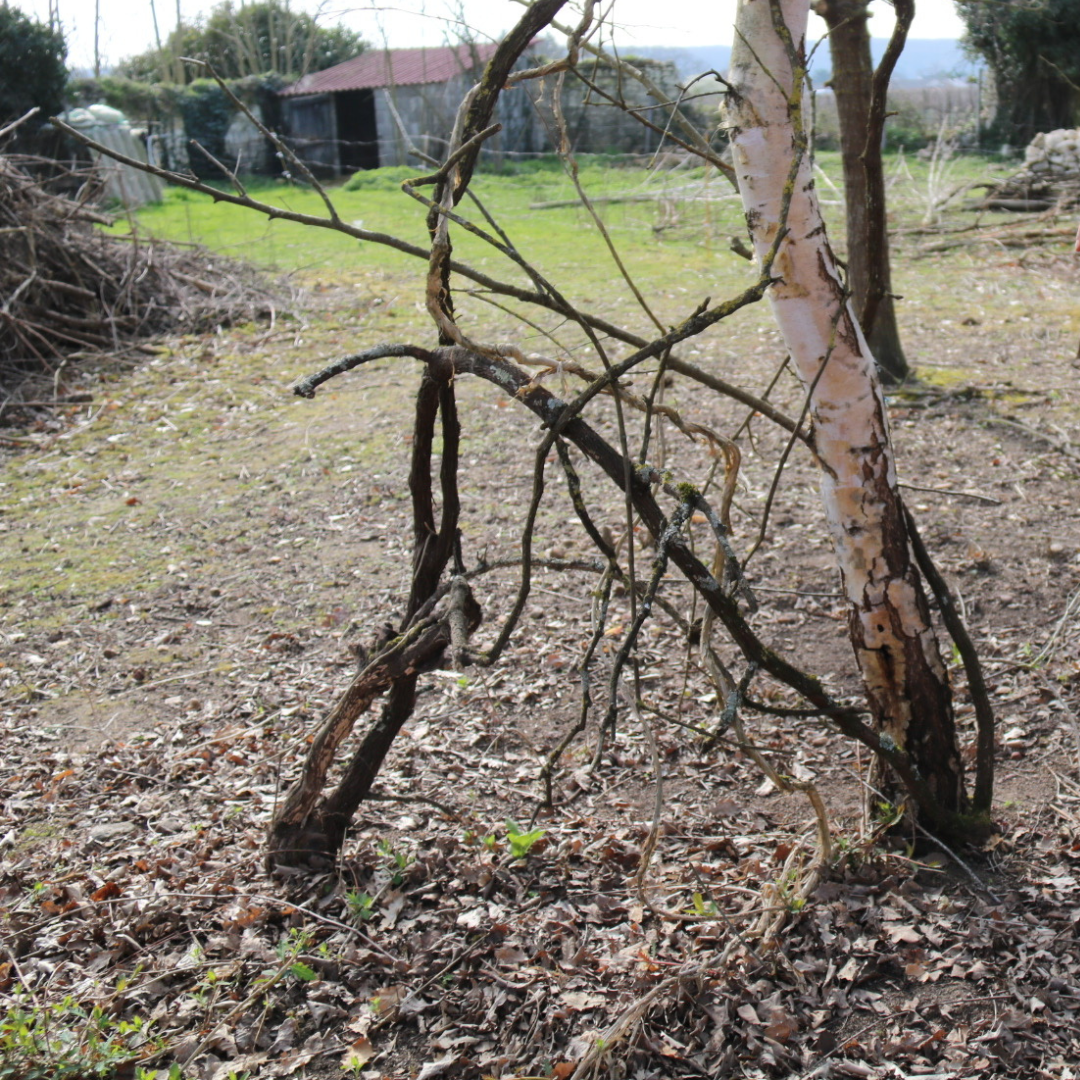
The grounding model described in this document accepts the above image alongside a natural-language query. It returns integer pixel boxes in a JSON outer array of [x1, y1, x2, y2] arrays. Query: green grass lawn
[[116, 148, 1042, 364], [119, 149, 1011, 301], [121, 157, 749, 295], [124, 150, 1003, 248]]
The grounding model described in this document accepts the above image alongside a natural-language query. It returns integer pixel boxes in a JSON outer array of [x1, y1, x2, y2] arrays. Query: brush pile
[[0, 153, 283, 382], [979, 128, 1080, 212]]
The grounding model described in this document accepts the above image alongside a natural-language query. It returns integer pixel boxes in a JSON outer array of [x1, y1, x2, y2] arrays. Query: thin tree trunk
[[149, 0, 169, 85], [264, 0, 565, 873], [93, 0, 100, 79], [817, 0, 909, 383], [265, 361, 473, 870], [726, 0, 966, 823]]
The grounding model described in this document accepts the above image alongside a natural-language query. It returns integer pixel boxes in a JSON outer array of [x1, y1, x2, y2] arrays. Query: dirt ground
[[2, 233, 1080, 1080]]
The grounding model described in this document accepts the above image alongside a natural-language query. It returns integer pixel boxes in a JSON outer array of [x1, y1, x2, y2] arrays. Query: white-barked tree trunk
[[725, 0, 966, 819]]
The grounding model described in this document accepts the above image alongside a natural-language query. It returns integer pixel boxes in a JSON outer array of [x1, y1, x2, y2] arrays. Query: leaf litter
[[1, 247, 1079, 1080]]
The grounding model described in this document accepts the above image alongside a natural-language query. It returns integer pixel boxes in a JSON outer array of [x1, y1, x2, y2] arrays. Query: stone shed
[[279, 43, 547, 173], [536, 56, 697, 156]]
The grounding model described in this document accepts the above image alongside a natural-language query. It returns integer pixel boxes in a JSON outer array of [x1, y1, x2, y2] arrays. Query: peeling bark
[[725, 0, 966, 821]]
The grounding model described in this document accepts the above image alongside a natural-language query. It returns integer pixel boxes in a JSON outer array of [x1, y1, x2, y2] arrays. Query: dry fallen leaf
[[416, 1053, 457, 1080], [886, 923, 922, 944], [737, 1003, 762, 1025], [371, 985, 408, 1015], [561, 991, 606, 1012], [341, 1035, 376, 1071]]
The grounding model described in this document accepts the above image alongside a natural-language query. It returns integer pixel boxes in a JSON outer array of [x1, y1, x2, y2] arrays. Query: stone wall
[[1024, 128, 1080, 175]]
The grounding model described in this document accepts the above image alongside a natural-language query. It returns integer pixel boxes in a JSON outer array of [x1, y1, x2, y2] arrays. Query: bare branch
[[534, 6, 737, 181], [292, 344, 435, 398], [0, 107, 40, 142], [180, 56, 340, 221]]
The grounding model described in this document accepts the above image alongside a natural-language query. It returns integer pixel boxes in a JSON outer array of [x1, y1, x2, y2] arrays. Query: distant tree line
[[0, 0, 363, 127], [9, 0, 1080, 150], [958, 0, 1080, 144], [0, 3, 66, 124], [119, 0, 365, 84]]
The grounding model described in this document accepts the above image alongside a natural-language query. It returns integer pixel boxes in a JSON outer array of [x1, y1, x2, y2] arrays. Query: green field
[[110, 148, 1029, 370], [118, 150, 1004, 288]]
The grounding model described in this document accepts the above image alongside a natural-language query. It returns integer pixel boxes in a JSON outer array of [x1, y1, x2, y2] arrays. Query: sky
[[17, 0, 968, 74]]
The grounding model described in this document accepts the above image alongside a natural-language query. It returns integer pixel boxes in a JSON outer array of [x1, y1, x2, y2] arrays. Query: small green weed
[[505, 820, 546, 860], [377, 839, 412, 885], [288, 961, 318, 983], [874, 800, 904, 828], [274, 928, 318, 983], [345, 890, 376, 921], [690, 891, 717, 916], [0, 994, 158, 1080]]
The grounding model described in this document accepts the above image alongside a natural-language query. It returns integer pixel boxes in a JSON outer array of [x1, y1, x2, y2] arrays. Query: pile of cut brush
[[0, 152, 283, 384], [978, 128, 1080, 213]]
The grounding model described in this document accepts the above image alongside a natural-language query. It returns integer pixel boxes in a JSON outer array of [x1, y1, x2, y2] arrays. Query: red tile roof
[[281, 43, 502, 96]]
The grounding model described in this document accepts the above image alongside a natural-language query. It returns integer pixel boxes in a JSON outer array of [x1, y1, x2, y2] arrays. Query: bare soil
[[1, 239, 1079, 1080]]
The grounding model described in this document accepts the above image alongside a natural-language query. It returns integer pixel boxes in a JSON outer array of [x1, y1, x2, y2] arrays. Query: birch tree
[[725, 0, 988, 828]]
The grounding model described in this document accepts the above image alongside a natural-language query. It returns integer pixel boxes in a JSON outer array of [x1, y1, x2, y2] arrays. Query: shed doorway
[[336, 89, 379, 172]]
